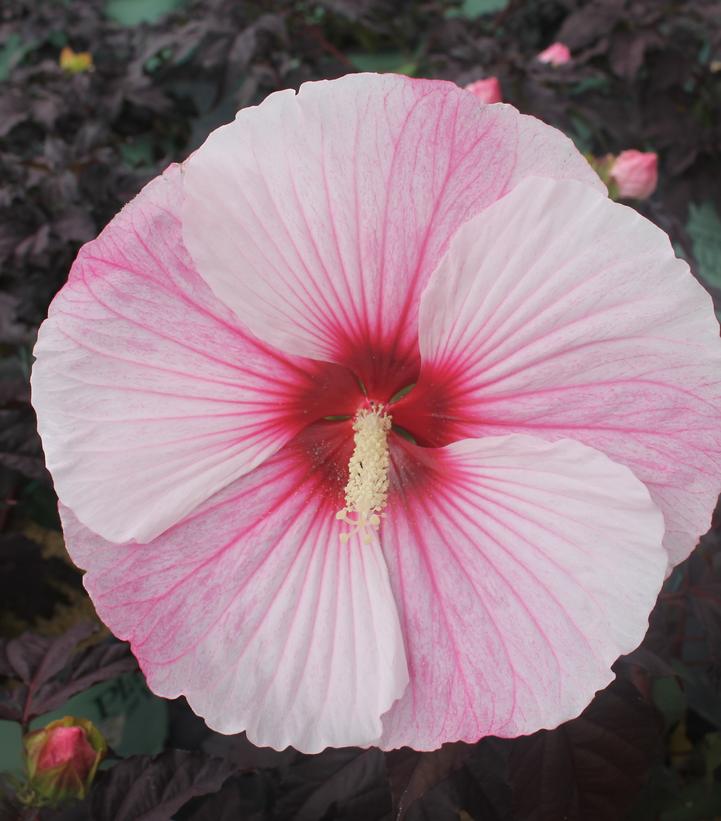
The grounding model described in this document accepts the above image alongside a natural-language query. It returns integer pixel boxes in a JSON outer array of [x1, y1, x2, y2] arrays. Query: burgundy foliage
[[1, 0, 721, 818]]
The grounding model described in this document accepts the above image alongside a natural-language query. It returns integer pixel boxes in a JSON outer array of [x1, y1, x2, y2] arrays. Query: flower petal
[[60, 425, 408, 753], [379, 434, 666, 750], [394, 177, 721, 566], [182, 73, 601, 397], [32, 165, 360, 544]]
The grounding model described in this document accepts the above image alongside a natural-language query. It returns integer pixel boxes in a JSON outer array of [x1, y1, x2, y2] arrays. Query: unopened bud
[[464, 76, 503, 104], [537, 42, 571, 66], [23, 716, 106, 804], [610, 150, 658, 200]]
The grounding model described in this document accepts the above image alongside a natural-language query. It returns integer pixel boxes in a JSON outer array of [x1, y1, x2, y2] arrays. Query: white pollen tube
[[336, 405, 392, 543]]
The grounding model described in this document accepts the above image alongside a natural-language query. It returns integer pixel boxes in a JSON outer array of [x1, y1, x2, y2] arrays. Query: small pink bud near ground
[[464, 76, 502, 104], [23, 716, 106, 805], [610, 150, 658, 200], [537, 42, 571, 65]]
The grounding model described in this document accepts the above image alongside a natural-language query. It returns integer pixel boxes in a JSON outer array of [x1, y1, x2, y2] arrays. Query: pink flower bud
[[610, 150, 658, 199], [464, 76, 502, 104], [537, 42, 571, 66], [24, 716, 106, 804]]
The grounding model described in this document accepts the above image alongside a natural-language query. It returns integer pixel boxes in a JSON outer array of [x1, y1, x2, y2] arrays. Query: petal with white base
[[379, 434, 666, 750], [62, 426, 408, 753]]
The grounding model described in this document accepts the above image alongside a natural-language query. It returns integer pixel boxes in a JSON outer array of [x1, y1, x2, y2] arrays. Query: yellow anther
[[337, 404, 391, 543]]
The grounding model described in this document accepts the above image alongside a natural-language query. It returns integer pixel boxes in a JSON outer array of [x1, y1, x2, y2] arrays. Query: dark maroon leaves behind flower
[[1, 0, 721, 819]]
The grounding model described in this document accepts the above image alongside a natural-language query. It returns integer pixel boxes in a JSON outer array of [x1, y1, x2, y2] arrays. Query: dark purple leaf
[[0, 781, 26, 821], [0, 89, 28, 137], [0, 624, 136, 724], [403, 738, 510, 821], [0, 695, 23, 723], [686, 539, 721, 665], [33, 638, 138, 716], [181, 772, 272, 821], [201, 729, 298, 770], [87, 750, 238, 821], [1, 3, 721, 819], [508, 680, 662, 821], [0, 641, 13, 678], [0, 376, 29, 403], [0, 533, 81, 626], [275, 747, 389, 821], [53, 208, 96, 244], [385, 742, 473, 819], [617, 645, 676, 679], [556, 4, 621, 50], [4, 622, 95, 687], [608, 30, 663, 79], [0, 402, 49, 482], [0, 293, 31, 345], [1, 623, 95, 723], [644, 527, 721, 673]]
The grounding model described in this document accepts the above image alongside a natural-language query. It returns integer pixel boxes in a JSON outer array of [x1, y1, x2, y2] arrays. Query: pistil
[[336, 404, 392, 543]]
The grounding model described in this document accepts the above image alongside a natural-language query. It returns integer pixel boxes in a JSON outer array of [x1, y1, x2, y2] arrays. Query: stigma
[[336, 404, 392, 543]]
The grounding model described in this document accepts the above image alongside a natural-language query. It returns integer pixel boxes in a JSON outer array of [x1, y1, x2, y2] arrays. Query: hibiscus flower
[[31, 73, 721, 753]]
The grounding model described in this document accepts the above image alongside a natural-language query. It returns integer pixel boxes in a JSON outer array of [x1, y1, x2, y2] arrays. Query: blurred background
[[1, 0, 721, 819]]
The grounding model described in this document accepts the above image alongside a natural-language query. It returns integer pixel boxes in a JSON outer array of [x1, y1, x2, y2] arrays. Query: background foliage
[[1, 0, 721, 818]]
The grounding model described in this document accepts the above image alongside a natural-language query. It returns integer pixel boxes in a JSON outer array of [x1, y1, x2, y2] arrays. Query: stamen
[[336, 404, 392, 543]]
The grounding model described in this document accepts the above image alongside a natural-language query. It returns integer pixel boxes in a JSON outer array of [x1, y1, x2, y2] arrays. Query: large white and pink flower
[[31, 74, 721, 753]]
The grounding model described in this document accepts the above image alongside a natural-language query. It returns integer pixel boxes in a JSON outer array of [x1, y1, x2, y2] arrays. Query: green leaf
[[658, 781, 721, 821], [673, 242, 687, 260], [687, 201, 721, 290], [0, 34, 31, 81], [447, 0, 509, 20], [105, 0, 185, 26], [348, 51, 416, 76], [651, 677, 685, 732], [119, 137, 155, 169], [568, 113, 594, 154], [569, 76, 610, 96]]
